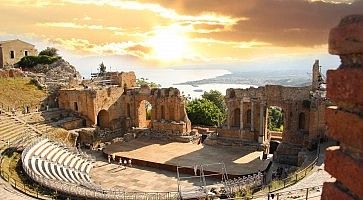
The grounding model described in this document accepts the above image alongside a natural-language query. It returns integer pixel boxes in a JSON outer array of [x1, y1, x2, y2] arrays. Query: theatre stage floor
[[103, 138, 270, 176]]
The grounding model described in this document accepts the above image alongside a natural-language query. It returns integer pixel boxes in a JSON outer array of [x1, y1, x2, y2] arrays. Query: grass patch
[[0, 77, 47, 110], [0, 149, 56, 198]]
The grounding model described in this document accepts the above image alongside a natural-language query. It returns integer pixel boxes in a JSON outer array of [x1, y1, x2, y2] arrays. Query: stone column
[[251, 101, 255, 131], [259, 102, 265, 143], [240, 100, 244, 130], [227, 100, 231, 129]]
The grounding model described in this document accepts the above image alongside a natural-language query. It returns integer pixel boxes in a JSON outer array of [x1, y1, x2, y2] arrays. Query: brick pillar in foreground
[[321, 15, 363, 200]]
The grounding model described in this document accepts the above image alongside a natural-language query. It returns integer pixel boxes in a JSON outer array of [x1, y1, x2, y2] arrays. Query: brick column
[[240, 100, 244, 130], [321, 15, 363, 200], [259, 102, 265, 143], [251, 101, 254, 131], [227, 100, 231, 129]]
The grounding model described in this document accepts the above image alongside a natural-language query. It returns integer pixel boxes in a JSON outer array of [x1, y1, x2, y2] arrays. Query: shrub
[[17, 55, 60, 68], [39, 47, 59, 57]]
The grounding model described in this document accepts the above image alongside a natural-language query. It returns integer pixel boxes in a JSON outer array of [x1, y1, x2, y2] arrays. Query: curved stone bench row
[[23, 139, 93, 186], [22, 138, 179, 200]]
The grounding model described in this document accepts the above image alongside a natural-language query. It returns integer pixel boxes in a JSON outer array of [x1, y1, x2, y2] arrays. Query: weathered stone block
[[327, 68, 363, 105], [321, 182, 355, 200], [326, 107, 363, 151], [329, 15, 363, 55], [325, 146, 363, 199]]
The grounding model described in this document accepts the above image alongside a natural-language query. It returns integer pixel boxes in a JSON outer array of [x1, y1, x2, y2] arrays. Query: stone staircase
[[0, 114, 39, 150], [19, 109, 85, 132]]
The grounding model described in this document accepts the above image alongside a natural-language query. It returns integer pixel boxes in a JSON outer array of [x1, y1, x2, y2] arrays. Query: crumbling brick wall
[[321, 15, 363, 200]]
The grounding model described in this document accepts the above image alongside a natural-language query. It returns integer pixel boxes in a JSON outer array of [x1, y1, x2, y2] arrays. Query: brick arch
[[232, 108, 240, 127], [97, 109, 110, 128], [298, 112, 306, 130], [136, 100, 154, 128]]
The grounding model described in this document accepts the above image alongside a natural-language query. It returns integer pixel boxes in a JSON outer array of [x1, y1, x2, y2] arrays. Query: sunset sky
[[0, 0, 362, 72]]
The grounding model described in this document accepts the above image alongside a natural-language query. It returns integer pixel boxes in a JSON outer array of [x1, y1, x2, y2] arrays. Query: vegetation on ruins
[[17, 47, 61, 68], [98, 62, 107, 75], [39, 47, 59, 57], [186, 98, 225, 126], [17, 55, 61, 68], [145, 101, 152, 120], [136, 77, 161, 88], [202, 90, 227, 114], [268, 107, 284, 132], [186, 90, 226, 126]]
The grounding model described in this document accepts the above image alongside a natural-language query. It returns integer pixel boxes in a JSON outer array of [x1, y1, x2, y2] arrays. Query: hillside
[[0, 77, 47, 110]]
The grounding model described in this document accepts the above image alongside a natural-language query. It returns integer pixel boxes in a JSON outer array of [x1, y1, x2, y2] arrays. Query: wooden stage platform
[[103, 139, 271, 177]]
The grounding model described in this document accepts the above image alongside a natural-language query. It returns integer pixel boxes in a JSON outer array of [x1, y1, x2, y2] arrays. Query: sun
[[146, 26, 188, 61]]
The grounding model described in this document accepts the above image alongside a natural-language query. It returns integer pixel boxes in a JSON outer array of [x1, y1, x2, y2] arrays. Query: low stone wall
[[217, 128, 257, 141], [152, 121, 189, 135], [61, 118, 85, 130]]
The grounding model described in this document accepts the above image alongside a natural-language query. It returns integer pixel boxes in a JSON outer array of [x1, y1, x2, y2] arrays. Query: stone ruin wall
[[221, 85, 314, 146], [58, 72, 191, 135], [120, 85, 191, 135], [115, 71, 136, 88]]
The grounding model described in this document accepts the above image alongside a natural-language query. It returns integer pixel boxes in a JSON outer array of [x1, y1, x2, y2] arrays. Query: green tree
[[202, 90, 226, 123], [99, 62, 107, 75], [39, 47, 59, 57], [268, 107, 284, 131], [136, 78, 161, 88], [186, 98, 224, 126], [202, 90, 226, 113]]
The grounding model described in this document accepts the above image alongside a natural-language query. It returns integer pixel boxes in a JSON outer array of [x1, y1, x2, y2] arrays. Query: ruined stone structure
[[218, 61, 325, 164], [322, 15, 363, 200], [0, 39, 37, 68], [58, 71, 191, 136]]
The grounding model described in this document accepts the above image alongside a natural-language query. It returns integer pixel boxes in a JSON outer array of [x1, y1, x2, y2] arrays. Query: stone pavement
[[91, 155, 222, 193], [104, 139, 270, 175]]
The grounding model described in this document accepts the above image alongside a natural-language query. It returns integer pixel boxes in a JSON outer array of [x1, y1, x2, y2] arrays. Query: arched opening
[[232, 108, 240, 127], [298, 112, 306, 130], [267, 106, 284, 133], [246, 109, 252, 128], [146, 101, 152, 120], [97, 110, 109, 128], [161, 105, 165, 120], [169, 106, 175, 121], [269, 140, 280, 154], [127, 103, 131, 118], [138, 100, 153, 128]]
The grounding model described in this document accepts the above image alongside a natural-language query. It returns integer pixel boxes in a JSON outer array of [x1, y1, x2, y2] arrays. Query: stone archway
[[137, 100, 153, 128], [97, 110, 110, 128], [298, 112, 306, 130], [232, 108, 240, 127]]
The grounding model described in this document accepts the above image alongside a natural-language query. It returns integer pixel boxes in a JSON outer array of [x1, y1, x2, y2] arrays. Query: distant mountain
[[176, 69, 313, 87]]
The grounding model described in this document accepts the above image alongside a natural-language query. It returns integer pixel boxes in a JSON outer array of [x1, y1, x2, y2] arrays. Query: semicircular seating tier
[[22, 139, 179, 199], [21, 138, 118, 199], [22, 138, 94, 183]]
